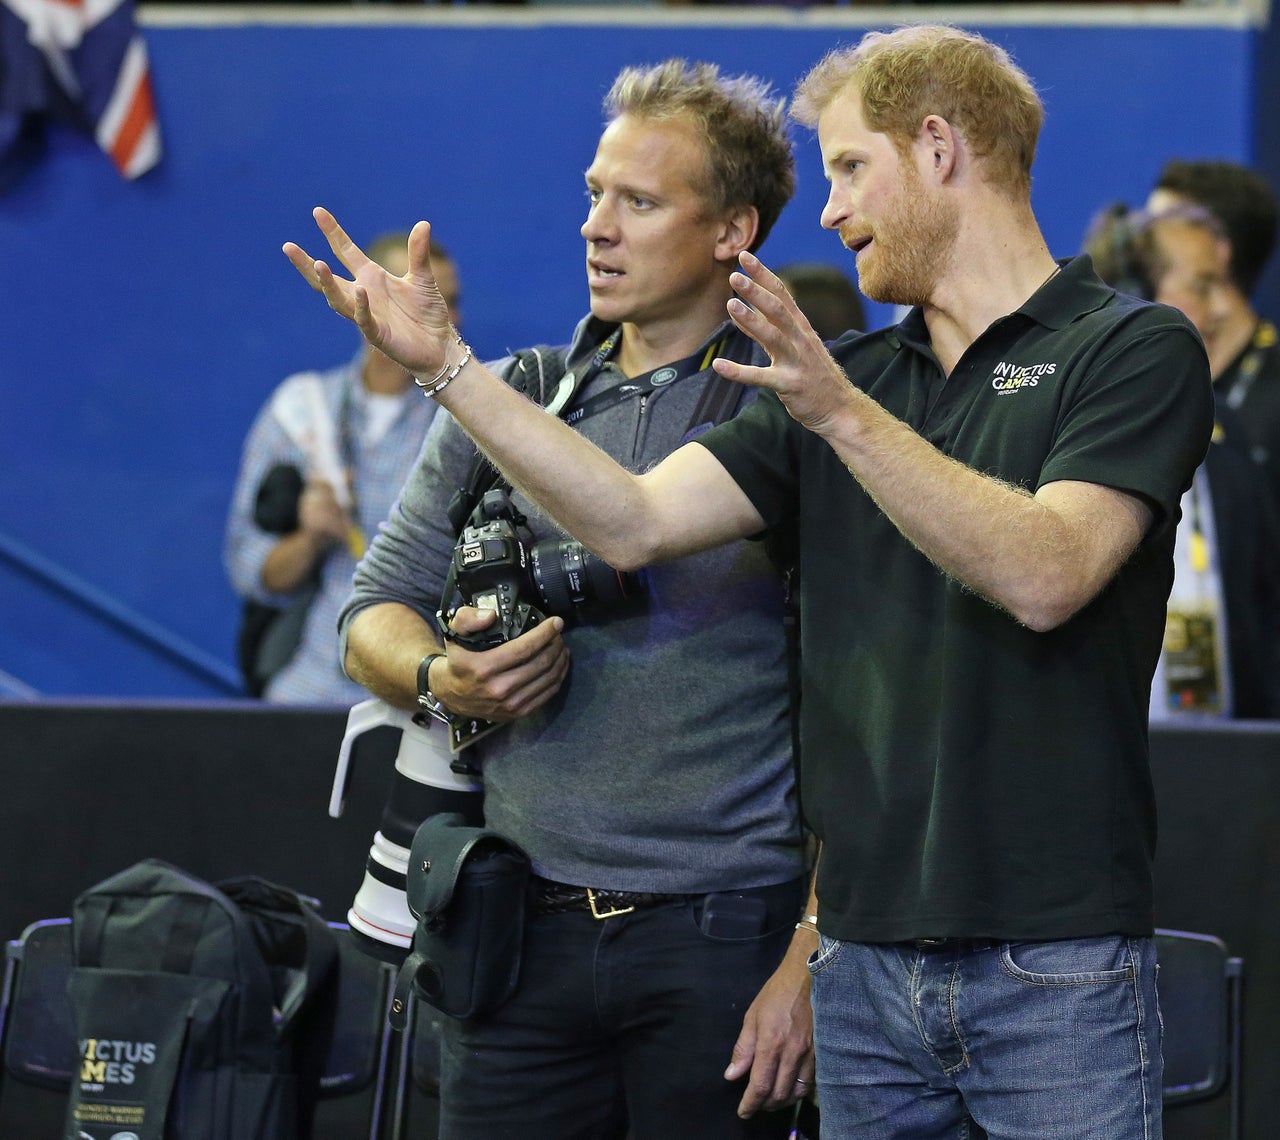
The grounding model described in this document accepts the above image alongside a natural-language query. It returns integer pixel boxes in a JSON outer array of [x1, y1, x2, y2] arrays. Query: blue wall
[[0, 15, 1257, 697]]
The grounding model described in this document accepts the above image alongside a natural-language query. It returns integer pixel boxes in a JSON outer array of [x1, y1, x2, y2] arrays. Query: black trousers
[[439, 881, 804, 1139]]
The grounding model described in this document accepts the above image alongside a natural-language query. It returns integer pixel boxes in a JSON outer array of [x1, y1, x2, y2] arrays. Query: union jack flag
[[0, 0, 161, 183]]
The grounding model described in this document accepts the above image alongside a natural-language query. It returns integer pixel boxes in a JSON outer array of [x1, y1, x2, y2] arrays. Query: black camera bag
[[389, 812, 531, 1026], [237, 463, 321, 697], [63, 858, 339, 1140]]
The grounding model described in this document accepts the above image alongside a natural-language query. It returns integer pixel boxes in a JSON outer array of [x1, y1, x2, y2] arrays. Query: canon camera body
[[441, 488, 643, 650]]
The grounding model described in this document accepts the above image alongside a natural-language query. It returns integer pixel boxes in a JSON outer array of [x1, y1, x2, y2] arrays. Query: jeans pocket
[[1000, 935, 1136, 985], [806, 932, 842, 975]]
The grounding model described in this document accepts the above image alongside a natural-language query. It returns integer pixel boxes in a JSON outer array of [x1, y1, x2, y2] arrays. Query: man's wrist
[[416, 652, 451, 723], [413, 331, 473, 398]]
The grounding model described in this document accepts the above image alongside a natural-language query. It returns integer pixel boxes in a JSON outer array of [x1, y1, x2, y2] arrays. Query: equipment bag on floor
[[63, 858, 339, 1140]]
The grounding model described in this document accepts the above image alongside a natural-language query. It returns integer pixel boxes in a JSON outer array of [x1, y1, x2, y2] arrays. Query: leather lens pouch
[[389, 812, 530, 1026]]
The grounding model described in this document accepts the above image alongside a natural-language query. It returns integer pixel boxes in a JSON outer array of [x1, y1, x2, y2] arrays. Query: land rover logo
[[649, 367, 677, 386]]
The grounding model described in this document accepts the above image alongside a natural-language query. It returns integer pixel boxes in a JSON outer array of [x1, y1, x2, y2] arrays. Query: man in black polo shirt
[[286, 25, 1212, 1138]]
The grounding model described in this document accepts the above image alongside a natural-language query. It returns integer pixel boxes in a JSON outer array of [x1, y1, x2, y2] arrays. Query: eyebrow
[[822, 148, 864, 173], [584, 176, 664, 203]]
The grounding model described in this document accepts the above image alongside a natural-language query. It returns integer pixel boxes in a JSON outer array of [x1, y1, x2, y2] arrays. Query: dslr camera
[[331, 489, 644, 963], [440, 487, 643, 650]]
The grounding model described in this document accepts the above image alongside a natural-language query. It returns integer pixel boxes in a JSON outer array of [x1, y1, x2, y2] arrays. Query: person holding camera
[[224, 234, 461, 703], [1083, 202, 1280, 721], [1147, 159, 1280, 512], [289, 26, 1215, 1136], [324, 61, 812, 1137]]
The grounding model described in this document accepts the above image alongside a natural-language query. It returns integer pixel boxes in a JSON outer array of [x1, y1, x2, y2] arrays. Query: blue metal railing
[[0, 665, 40, 700], [0, 529, 243, 696]]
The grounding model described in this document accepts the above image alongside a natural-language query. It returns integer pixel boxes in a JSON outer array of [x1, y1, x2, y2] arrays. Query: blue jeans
[[808, 935, 1163, 1139], [439, 882, 802, 1139]]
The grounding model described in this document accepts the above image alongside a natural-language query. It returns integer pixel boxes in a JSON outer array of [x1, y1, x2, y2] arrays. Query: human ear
[[920, 115, 958, 181], [715, 205, 760, 261]]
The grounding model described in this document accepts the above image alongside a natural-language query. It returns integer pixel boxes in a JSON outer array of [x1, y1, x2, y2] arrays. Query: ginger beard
[[845, 158, 959, 309]]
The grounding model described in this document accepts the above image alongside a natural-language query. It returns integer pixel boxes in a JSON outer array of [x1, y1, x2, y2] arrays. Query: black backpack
[[64, 859, 339, 1140]]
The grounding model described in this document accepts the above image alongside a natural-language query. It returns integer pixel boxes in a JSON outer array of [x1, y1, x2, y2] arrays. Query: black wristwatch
[[416, 653, 451, 724]]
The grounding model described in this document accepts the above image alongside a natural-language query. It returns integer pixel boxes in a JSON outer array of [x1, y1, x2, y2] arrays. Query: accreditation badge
[[1161, 607, 1223, 714]]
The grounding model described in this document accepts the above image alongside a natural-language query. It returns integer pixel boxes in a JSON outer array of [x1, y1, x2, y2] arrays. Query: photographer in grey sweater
[[326, 60, 814, 1139]]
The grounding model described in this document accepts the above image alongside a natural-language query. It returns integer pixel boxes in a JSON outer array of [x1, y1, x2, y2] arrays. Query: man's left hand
[[724, 934, 815, 1117], [712, 249, 855, 438]]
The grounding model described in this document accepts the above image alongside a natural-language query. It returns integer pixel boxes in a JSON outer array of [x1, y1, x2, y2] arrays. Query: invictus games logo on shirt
[[78, 1037, 158, 1089], [990, 359, 1057, 394]]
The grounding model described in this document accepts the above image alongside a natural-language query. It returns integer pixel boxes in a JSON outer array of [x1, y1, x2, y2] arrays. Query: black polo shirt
[[698, 255, 1213, 942]]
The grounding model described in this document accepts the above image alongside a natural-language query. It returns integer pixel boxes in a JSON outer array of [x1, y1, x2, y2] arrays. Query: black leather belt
[[531, 874, 806, 924], [532, 878, 688, 920], [905, 938, 994, 951]]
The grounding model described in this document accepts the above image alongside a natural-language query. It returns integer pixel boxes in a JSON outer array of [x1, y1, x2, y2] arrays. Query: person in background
[[1149, 159, 1280, 506], [286, 25, 1212, 1136], [775, 261, 865, 340], [305, 60, 813, 1138], [225, 234, 458, 703], [1085, 202, 1280, 719]]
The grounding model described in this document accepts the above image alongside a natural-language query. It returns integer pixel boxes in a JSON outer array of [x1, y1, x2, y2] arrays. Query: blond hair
[[792, 25, 1043, 199], [605, 59, 796, 251]]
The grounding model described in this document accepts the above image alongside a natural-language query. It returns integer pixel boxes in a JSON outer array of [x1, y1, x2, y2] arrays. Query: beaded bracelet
[[414, 333, 473, 398]]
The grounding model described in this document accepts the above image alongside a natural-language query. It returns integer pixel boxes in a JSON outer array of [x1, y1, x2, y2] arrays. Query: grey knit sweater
[[339, 316, 800, 893]]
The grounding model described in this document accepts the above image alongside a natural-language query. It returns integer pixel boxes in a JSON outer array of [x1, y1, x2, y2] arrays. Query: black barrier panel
[[0, 705, 1275, 1138], [1150, 720, 1280, 1140], [0, 703, 396, 939]]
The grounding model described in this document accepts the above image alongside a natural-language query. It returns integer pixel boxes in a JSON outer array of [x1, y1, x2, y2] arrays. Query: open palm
[[283, 207, 454, 376]]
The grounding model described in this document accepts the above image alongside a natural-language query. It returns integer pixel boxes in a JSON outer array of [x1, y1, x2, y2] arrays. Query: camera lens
[[341, 710, 483, 963], [529, 539, 641, 618]]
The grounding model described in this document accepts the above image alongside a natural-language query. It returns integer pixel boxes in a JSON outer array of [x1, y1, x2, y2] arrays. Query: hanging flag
[[0, 0, 161, 182]]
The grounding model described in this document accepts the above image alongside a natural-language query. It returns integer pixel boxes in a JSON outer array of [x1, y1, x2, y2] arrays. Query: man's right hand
[[432, 606, 570, 723], [297, 479, 352, 550], [284, 209, 454, 380], [260, 479, 350, 594]]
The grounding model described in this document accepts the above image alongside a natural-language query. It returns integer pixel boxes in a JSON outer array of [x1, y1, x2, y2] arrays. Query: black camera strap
[[436, 322, 757, 759], [445, 323, 747, 538], [444, 334, 604, 536]]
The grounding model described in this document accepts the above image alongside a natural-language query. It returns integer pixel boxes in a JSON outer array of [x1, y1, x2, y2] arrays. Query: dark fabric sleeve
[[1038, 312, 1215, 532], [694, 389, 803, 534]]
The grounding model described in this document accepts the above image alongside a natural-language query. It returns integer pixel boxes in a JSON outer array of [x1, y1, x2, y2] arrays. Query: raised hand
[[282, 207, 454, 377], [712, 250, 856, 436]]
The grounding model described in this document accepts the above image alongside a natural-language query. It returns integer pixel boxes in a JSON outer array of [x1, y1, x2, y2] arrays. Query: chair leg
[[387, 1000, 414, 1140], [1227, 956, 1244, 1140]]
